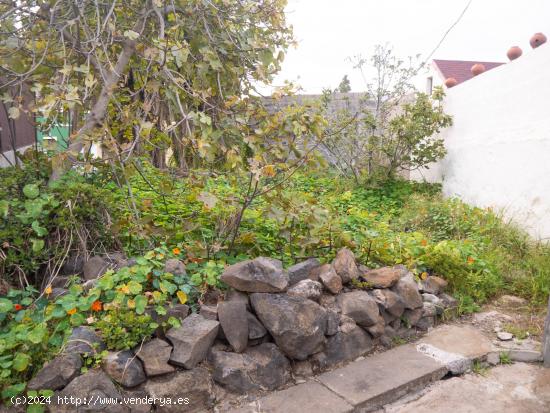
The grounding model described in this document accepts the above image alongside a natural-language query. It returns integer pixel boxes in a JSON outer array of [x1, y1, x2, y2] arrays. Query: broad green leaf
[[32, 220, 48, 237], [12, 353, 31, 371], [134, 295, 147, 314], [1, 382, 25, 399], [0, 200, 8, 218], [27, 403, 45, 413], [69, 312, 85, 326], [0, 298, 12, 313], [23, 184, 40, 199], [127, 280, 142, 295], [28, 323, 47, 344], [31, 239, 45, 253]]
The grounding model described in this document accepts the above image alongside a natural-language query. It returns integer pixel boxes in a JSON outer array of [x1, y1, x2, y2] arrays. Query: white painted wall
[[412, 43, 550, 240]]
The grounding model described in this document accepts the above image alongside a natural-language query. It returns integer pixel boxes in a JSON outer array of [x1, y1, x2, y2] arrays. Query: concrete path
[[384, 363, 550, 413]]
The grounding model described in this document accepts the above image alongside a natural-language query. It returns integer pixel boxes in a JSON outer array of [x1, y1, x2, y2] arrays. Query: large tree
[[0, 0, 293, 177]]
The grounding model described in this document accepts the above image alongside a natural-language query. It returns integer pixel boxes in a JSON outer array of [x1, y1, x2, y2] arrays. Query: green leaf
[[0, 298, 13, 313], [134, 295, 147, 314], [12, 353, 31, 372], [31, 238, 45, 253], [1, 382, 25, 399], [31, 220, 48, 237], [28, 323, 47, 344], [127, 280, 143, 295], [70, 312, 85, 326], [23, 183, 40, 199], [27, 404, 45, 413], [0, 200, 8, 218]]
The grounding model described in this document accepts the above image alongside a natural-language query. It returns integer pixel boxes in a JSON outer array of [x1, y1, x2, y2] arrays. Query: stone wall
[[29, 249, 457, 412]]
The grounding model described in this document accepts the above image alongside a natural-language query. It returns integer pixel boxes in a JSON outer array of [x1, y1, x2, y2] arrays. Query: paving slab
[[418, 324, 493, 359], [227, 381, 353, 413], [385, 362, 550, 413], [316, 344, 447, 411]]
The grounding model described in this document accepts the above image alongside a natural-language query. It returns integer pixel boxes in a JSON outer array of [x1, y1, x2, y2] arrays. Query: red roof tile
[[433, 59, 504, 85]]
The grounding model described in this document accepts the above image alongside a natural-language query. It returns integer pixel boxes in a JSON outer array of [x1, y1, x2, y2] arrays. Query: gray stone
[[317, 344, 447, 409], [164, 258, 186, 276], [136, 338, 175, 377], [209, 343, 290, 393], [287, 279, 323, 301], [83, 256, 110, 280], [53, 370, 126, 412], [64, 326, 105, 355], [60, 255, 85, 276], [48, 288, 68, 300], [326, 310, 340, 336], [143, 368, 213, 413], [379, 289, 405, 317], [416, 316, 435, 331], [27, 353, 82, 391], [422, 302, 438, 317], [487, 351, 500, 365], [288, 258, 321, 285], [251, 293, 327, 360], [380, 308, 397, 324], [318, 292, 338, 310], [292, 360, 314, 377], [339, 315, 357, 334], [337, 291, 379, 327], [422, 293, 440, 304], [103, 350, 146, 388], [420, 276, 448, 295], [200, 304, 218, 320], [166, 313, 219, 368], [508, 350, 543, 363], [220, 257, 288, 293], [361, 266, 406, 288], [497, 331, 514, 341], [317, 264, 343, 294], [498, 294, 528, 308], [332, 248, 359, 284], [218, 301, 248, 353], [226, 289, 251, 310], [393, 273, 423, 309], [403, 308, 423, 327], [247, 311, 267, 340], [165, 304, 189, 321], [311, 325, 373, 370], [439, 293, 458, 310], [366, 315, 386, 338]]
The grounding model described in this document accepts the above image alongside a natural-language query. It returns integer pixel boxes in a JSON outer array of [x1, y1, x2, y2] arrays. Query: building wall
[[412, 44, 550, 240]]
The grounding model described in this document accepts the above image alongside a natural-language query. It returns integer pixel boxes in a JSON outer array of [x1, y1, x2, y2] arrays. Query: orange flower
[[91, 300, 102, 312], [67, 308, 77, 315], [467, 256, 475, 265], [172, 247, 181, 255], [14, 304, 22, 311], [421, 239, 428, 246]]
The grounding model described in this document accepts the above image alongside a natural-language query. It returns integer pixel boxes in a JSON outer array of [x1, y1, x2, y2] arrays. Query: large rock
[[287, 279, 323, 301], [103, 350, 146, 388], [366, 315, 386, 338], [218, 301, 248, 352], [53, 370, 126, 412], [371, 289, 405, 317], [136, 338, 175, 377], [220, 257, 288, 293], [60, 255, 85, 276], [166, 314, 219, 369], [143, 368, 213, 413], [64, 326, 105, 355], [247, 311, 267, 340], [83, 256, 110, 280], [209, 343, 290, 393], [225, 289, 250, 310], [326, 310, 340, 336], [403, 308, 423, 327], [421, 275, 448, 295], [317, 264, 343, 294], [337, 291, 380, 327], [251, 293, 327, 360], [164, 259, 186, 276], [393, 273, 423, 309], [361, 266, 405, 288], [288, 258, 321, 285], [27, 353, 82, 391], [199, 304, 218, 320], [311, 325, 373, 370], [332, 248, 359, 283]]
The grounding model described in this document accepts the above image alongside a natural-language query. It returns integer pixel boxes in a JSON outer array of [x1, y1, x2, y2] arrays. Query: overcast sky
[[269, 0, 550, 93]]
